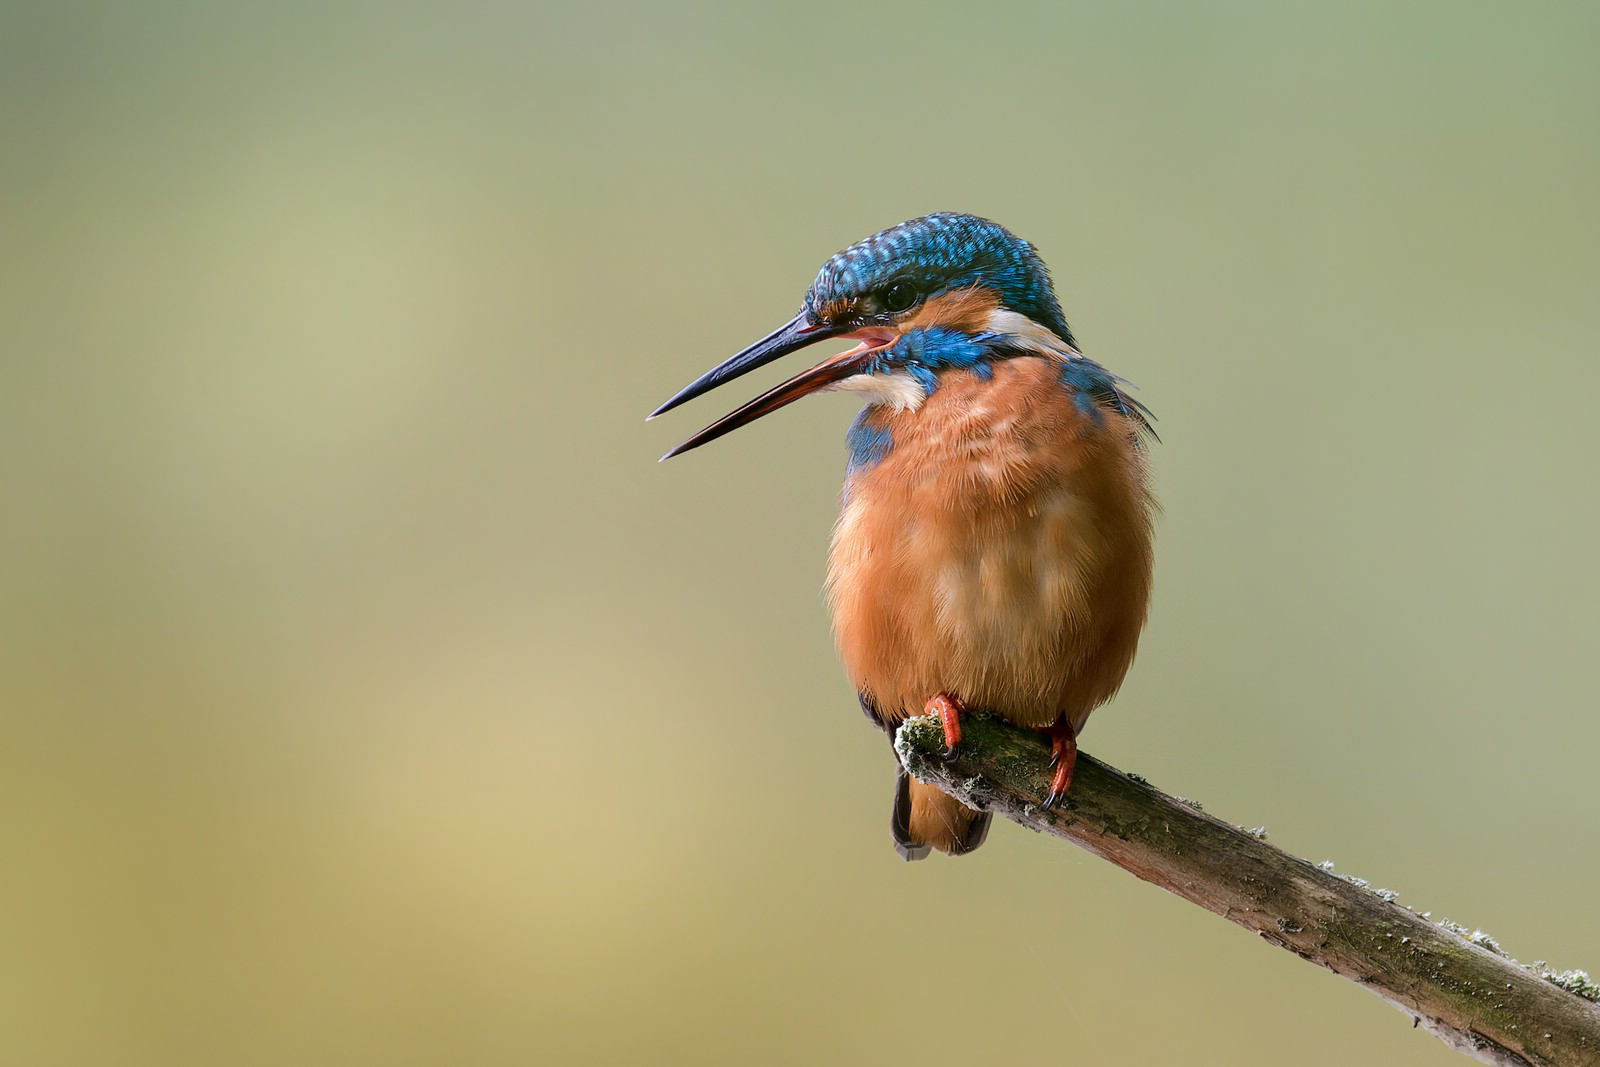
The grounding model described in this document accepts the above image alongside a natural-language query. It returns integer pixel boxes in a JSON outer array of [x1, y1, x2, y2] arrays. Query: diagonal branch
[[893, 712, 1600, 1067]]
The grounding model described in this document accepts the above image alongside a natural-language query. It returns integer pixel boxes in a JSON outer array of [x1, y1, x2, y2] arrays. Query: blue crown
[[803, 212, 1074, 345]]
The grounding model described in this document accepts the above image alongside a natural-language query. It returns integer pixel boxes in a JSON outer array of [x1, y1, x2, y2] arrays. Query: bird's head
[[651, 213, 1078, 459]]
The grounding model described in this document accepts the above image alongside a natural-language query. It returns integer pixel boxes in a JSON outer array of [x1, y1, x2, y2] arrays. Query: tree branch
[[894, 712, 1600, 1067]]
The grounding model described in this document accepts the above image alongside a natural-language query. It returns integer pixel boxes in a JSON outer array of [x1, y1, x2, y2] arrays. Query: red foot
[[925, 693, 964, 759], [1041, 717, 1078, 810]]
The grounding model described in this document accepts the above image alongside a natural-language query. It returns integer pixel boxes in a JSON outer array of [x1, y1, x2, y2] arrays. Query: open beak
[[651, 314, 894, 460]]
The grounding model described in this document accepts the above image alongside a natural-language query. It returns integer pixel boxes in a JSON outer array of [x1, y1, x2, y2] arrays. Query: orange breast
[[826, 357, 1155, 732]]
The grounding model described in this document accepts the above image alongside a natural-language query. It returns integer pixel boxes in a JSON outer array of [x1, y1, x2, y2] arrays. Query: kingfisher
[[651, 213, 1156, 859]]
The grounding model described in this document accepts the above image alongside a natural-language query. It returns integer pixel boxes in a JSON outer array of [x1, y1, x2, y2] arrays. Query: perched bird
[[652, 213, 1155, 859]]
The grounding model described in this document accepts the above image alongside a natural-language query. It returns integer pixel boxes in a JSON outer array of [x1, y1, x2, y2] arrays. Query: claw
[[1041, 717, 1077, 810], [925, 693, 964, 761]]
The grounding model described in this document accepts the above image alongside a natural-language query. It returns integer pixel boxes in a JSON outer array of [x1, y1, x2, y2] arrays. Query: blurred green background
[[3, 2, 1597, 1064]]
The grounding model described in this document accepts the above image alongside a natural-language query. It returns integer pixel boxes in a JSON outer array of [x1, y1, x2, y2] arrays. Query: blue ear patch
[[889, 327, 989, 371], [863, 327, 993, 398]]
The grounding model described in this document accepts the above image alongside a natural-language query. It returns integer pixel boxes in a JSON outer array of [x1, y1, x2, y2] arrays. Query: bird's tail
[[890, 767, 990, 860]]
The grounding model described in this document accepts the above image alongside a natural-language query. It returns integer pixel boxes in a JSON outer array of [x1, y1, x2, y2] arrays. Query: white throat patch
[[825, 371, 927, 411]]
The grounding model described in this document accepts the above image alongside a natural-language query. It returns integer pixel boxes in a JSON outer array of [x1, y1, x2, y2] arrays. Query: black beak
[[648, 313, 847, 421], [650, 313, 882, 460]]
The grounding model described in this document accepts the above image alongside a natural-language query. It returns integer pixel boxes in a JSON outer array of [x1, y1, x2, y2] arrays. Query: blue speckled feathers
[[805, 213, 1076, 347]]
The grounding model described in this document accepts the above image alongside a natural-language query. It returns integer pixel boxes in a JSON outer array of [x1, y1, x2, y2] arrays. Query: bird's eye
[[881, 281, 919, 314]]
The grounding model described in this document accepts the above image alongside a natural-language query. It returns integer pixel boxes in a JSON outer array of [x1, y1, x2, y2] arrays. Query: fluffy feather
[[828, 356, 1155, 855]]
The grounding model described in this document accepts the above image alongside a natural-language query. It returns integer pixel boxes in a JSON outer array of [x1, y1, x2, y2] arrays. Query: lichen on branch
[[893, 712, 1600, 1067]]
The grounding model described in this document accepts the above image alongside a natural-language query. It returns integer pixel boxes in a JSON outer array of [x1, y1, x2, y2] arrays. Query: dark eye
[[881, 280, 919, 314]]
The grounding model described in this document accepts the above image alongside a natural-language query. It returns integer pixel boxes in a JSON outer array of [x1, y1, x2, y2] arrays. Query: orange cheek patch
[[905, 286, 1001, 333]]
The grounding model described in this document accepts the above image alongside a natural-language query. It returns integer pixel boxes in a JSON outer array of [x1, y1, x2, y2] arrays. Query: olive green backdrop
[[3, 2, 1597, 1064]]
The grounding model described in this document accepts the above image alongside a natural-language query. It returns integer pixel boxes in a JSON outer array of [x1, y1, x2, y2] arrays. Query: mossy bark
[[894, 713, 1600, 1067]]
